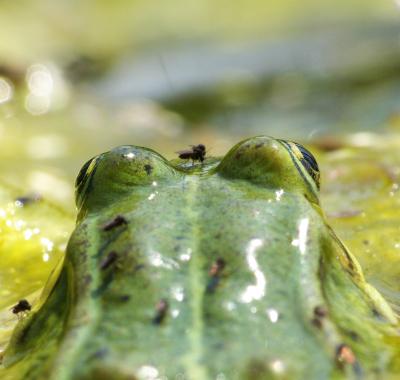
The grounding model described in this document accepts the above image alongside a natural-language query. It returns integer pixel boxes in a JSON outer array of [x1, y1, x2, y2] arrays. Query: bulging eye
[[75, 155, 100, 209], [75, 146, 180, 219], [76, 157, 94, 189], [286, 142, 320, 189]]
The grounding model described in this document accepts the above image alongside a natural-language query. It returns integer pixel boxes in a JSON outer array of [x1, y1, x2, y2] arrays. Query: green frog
[[3, 136, 399, 379]]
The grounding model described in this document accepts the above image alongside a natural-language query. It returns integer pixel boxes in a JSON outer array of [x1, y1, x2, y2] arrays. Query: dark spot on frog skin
[[134, 263, 145, 272], [206, 258, 226, 294], [346, 330, 360, 342], [95, 228, 127, 259], [88, 348, 109, 361], [102, 215, 128, 231], [144, 164, 153, 175], [372, 308, 384, 320], [314, 305, 328, 318], [100, 251, 118, 270], [14, 193, 42, 207], [243, 359, 274, 378], [152, 299, 169, 325], [311, 317, 322, 329], [362, 239, 369, 245], [209, 258, 226, 276], [255, 142, 264, 149], [91, 271, 114, 298], [311, 305, 327, 329], [119, 295, 130, 302]]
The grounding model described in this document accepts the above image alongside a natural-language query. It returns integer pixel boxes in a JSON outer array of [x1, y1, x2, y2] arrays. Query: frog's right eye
[[281, 141, 320, 190], [216, 136, 320, 204]]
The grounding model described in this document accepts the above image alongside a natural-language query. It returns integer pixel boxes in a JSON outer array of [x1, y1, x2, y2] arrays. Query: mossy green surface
[[0, 184, 73, 359]]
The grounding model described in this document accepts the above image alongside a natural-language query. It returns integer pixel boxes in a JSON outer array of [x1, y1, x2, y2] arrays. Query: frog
[[2, 135, 399, 380]]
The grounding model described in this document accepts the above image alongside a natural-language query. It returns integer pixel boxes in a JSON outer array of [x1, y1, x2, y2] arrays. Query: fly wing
[[175, 149, 192, 154]]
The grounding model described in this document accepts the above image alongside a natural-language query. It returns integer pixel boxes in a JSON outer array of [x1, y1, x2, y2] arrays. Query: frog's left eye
[[286, 142, 320, 189], [75, 146, 180, 219], [76, 157, 94, 188], [75, 156, 99, 202]]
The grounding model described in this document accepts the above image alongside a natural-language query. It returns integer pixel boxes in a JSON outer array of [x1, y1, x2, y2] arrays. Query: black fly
[[177, 144, 206, 163], [11, 299, 31, 318]]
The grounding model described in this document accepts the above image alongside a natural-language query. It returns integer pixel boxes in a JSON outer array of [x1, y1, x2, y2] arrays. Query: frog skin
[[3, 136, 399, 380]]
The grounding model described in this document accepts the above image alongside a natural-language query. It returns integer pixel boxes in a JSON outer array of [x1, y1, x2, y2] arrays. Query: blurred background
[[0, 0, 399, 207]]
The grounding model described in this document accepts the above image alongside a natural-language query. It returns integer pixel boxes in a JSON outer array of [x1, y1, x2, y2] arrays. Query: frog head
[[75, 136, 321, 220], [216, 136, 320, 205]]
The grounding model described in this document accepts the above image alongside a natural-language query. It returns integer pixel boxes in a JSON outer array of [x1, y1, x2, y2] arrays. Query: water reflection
[[25, 64, 53, 115], [0, 77, 13, 104], [27, 64, 54, 96], [171, 284, 184, 302], [266, 308, 279, 323], [270, 359, 286, 374], [148, 250, 179, 270], [179, 248, 192, 262], [24, 63, 69, 115], [25, 92, 50, 115], [291, 218, 309, 255], [275, 189, 284, 201], [136, 365, 159, 380], [147, 192, 157, 201], [240, 238, 266, 303], [124, 152, 136, 159]]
